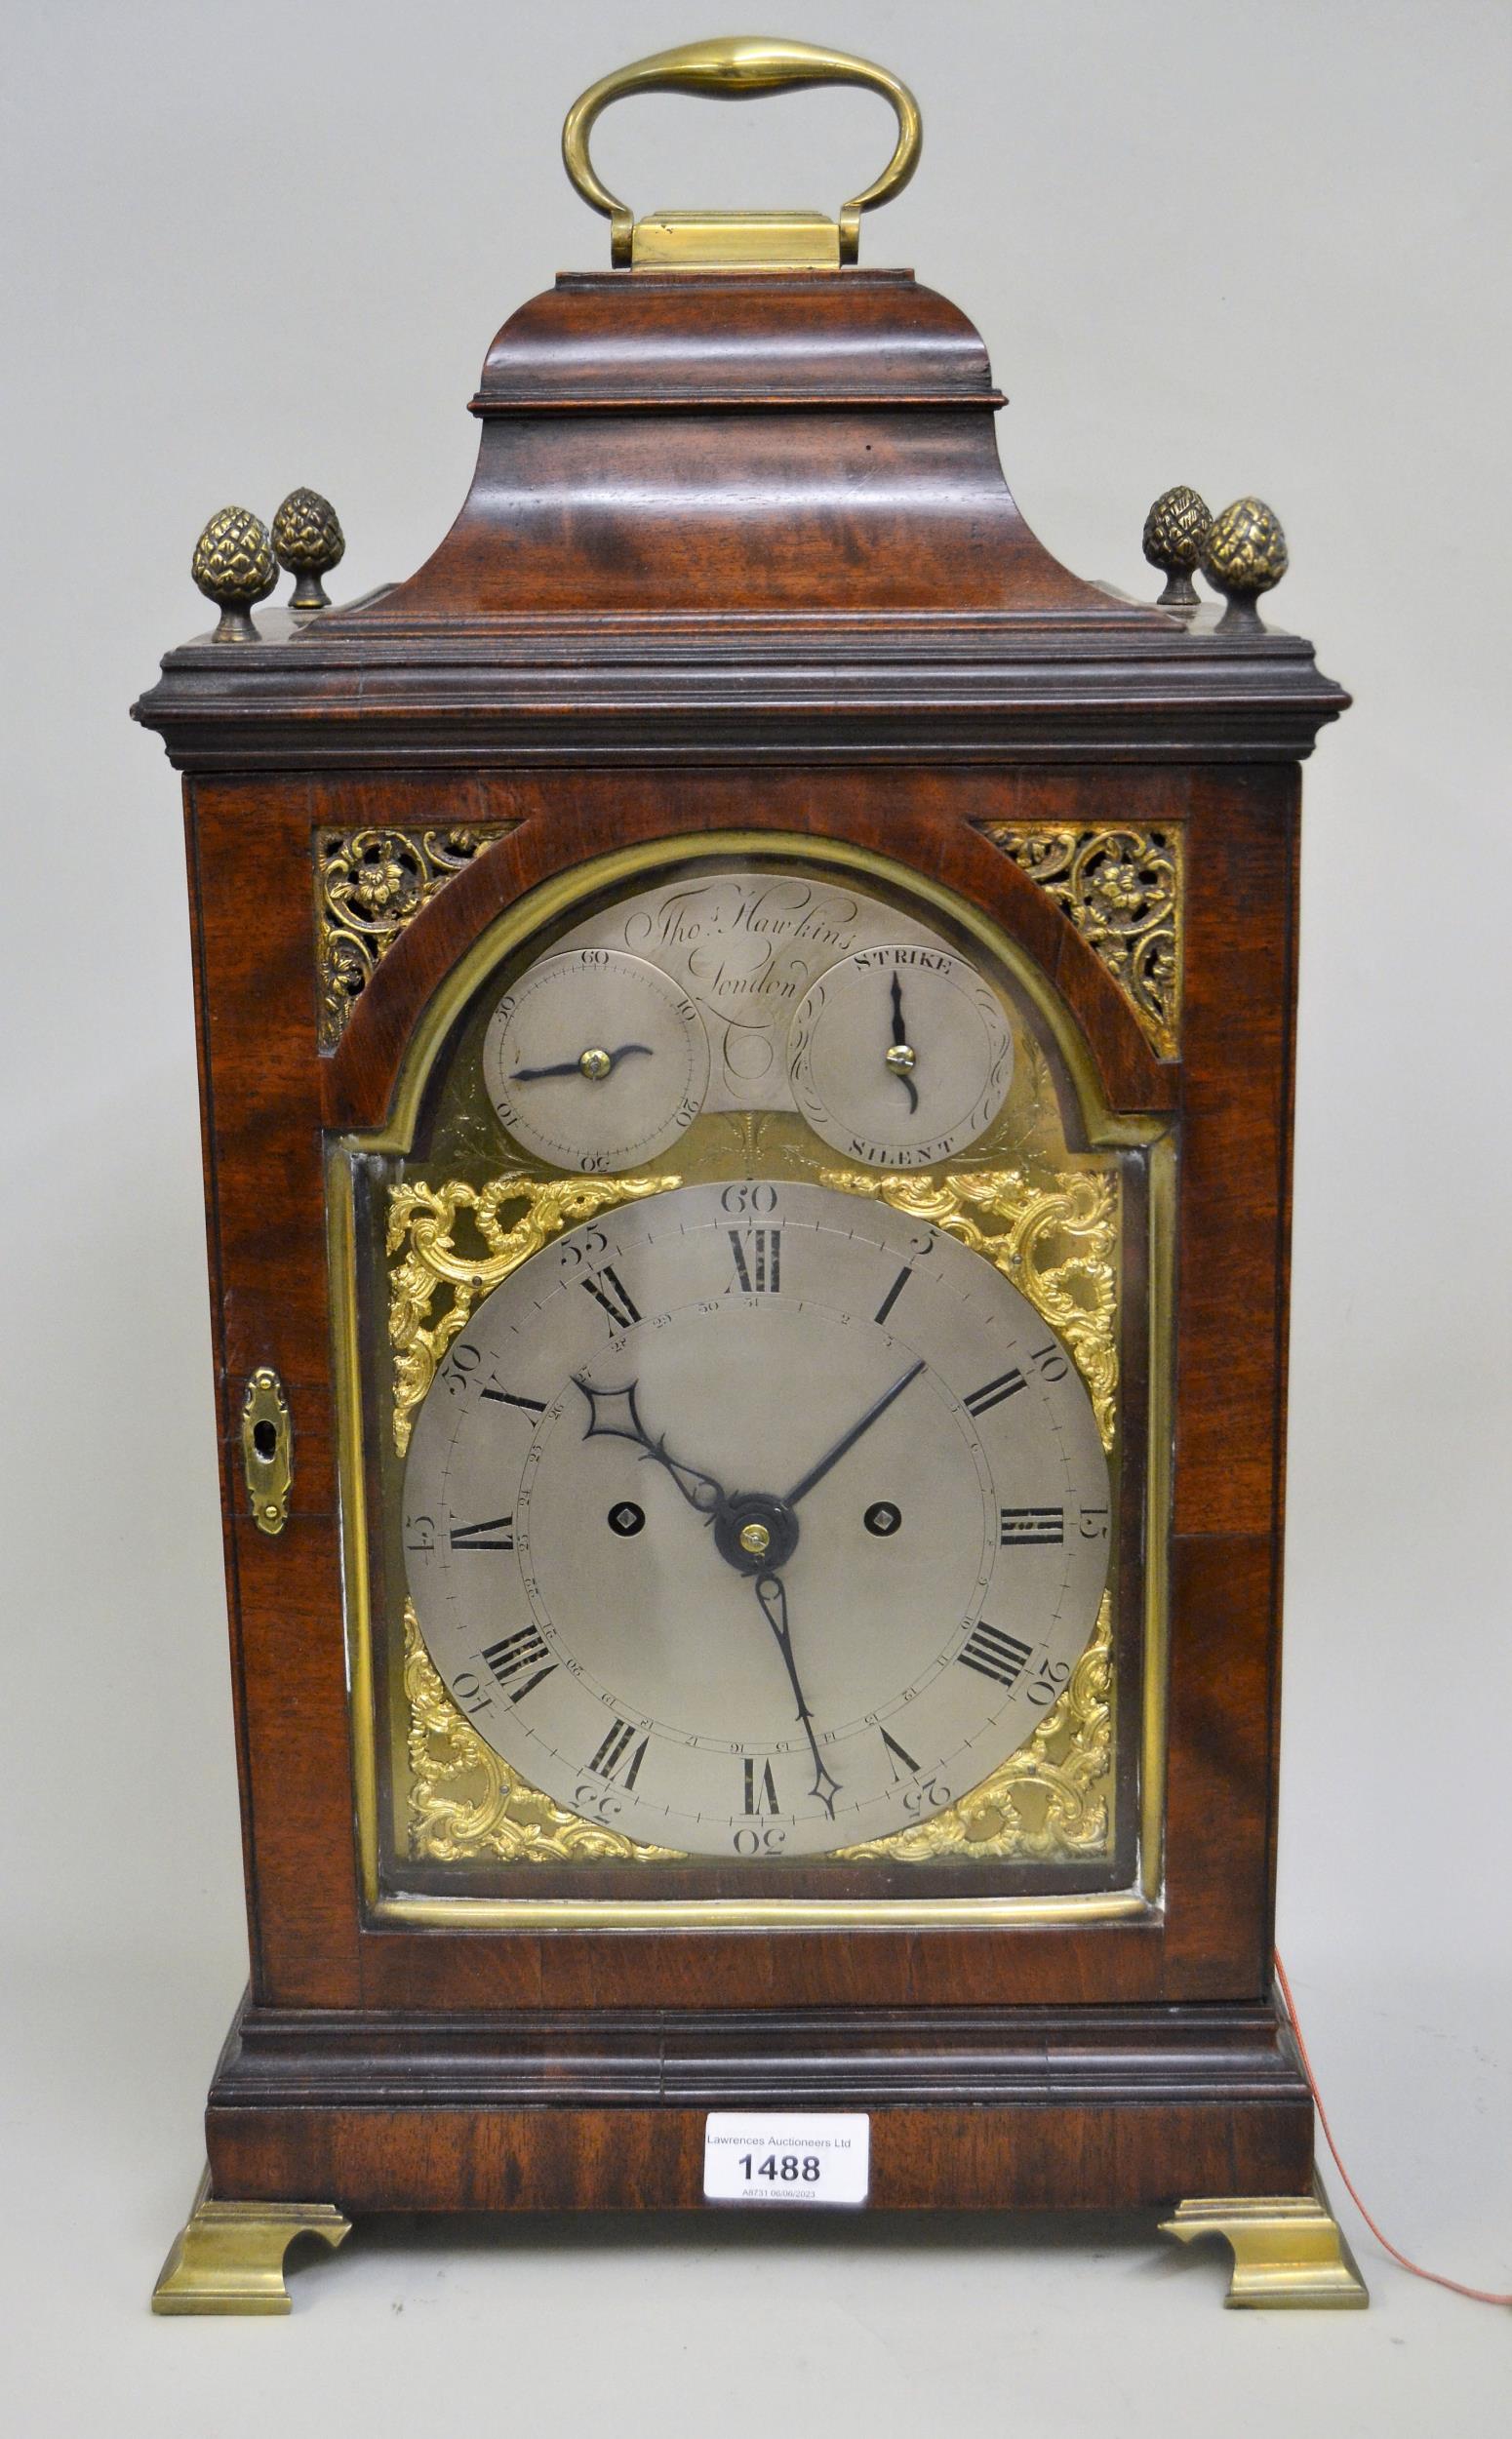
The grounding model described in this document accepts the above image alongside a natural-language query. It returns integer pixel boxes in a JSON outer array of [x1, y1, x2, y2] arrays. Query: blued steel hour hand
[[573, 1377, 727, 1515], [509, 1041, 654, 1083]]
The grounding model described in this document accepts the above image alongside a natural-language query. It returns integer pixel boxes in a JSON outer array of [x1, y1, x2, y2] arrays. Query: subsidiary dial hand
[[509, 1041, 654, 1084], [573, 1376, 727, 1516], [781, 1358, 926, 1510], [754, 1571, 840, 1819], [888, 971, 919, 1114]]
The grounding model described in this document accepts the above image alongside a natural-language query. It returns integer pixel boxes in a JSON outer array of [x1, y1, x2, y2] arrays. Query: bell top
[[345, 265, 1126, 624], [135, 37, 1348, 763]]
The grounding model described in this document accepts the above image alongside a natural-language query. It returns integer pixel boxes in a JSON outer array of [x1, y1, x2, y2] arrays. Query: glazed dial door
[[404, 1180, 1111, 1859]]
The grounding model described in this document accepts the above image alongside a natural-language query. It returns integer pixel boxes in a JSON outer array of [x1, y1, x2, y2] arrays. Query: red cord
[[1274, 1948, 1511, 2307]]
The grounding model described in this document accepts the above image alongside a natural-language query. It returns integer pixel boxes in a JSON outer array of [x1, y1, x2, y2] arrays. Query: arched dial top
[[403, 1180, 1111, 1860]]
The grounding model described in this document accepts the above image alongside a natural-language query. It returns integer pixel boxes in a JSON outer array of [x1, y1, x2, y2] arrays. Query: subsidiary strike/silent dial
[[788, 945, 1015, 1168]]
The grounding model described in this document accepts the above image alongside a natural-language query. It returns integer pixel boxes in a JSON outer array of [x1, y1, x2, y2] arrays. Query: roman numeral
[[449, 1514, 515, 1551], [481, 1625, 556, 1703], [873, 1265, 912, 1327], [480, 1387, 546, 1414], [588, 1719, 649, 1789], [743, 1758, 779, 1815], [958, 1621, 1033, 1691], [964, 1368, 1027, 1418], [880, 1727, 921, 1781], [999, 1505, 1064, 1546], [728, 1228, 781, 1293], [580, 1266, 641, 1331]]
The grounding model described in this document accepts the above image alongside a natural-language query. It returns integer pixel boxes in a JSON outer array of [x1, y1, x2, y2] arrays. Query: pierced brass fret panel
[[315, 824, 516, 1048], [975, 822, 1182, 1058]]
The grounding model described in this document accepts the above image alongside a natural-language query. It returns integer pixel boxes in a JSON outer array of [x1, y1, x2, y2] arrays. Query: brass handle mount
[[561, 34, 922, 269]]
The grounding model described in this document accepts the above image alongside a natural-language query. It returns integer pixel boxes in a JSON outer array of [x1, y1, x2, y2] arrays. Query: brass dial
[[402, 1180, 1110, 1859]]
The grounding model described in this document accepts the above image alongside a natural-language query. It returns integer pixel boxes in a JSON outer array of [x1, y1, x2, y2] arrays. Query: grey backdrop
[[3, 0, 1506, 2427]]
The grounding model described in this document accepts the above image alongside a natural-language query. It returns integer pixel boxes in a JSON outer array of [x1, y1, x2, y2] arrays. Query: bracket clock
[[134, 36, 1362, 2312]]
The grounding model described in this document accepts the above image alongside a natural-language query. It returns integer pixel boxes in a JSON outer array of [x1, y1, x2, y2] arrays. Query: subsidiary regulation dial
[[483, 949, 711, 1172], [788, 945, 1014, 1167]]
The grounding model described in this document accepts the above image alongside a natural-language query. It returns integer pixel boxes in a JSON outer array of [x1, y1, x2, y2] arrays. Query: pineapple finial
[[271, 488, 345, 615], [191, 506, 277, 643], [1203, 498, 1289, 634], [1141, 486, 1212, 611]]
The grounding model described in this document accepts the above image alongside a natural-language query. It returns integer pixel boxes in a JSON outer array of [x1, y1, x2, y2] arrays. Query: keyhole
[[253, 1419, 278, 1461]]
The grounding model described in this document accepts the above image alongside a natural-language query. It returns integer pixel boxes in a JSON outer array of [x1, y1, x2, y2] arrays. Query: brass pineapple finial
[[271, 487, 345, 614], [191, 506, 277, 642], [1203, 497, 1289, 634], [1141, 486, 1212, 610]]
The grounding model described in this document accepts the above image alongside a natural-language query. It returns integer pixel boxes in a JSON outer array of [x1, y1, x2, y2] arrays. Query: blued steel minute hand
[[781, 1359, 926, 1510]]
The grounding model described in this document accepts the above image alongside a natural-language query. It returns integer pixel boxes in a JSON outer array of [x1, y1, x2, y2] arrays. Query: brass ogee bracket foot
[[1161, 2175, 1369, 2308], [151, 2166, 351, 2315]]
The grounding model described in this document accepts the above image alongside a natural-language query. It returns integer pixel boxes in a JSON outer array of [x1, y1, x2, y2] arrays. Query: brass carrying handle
[[562, 34, 922, 266]]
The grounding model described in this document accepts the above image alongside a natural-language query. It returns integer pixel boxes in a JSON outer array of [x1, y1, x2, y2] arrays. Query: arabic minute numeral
[[557, 1228, 610, 1271], [448, 1668, 493, 1718], [1030, 1339, 1070, 1383], [1079, 1505, 1110, 1539], [958, 1620, 1033, 1690], [1026, 1657, 1072, 1710], [902, 1773, 952, 1816], [580, 1264, 641, 1331], [999, 1505, 1064, 1547]]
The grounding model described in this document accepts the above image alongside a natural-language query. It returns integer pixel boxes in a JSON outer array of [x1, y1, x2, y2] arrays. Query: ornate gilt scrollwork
[[315, 825, 516, 1047], [834, 1595, 1112, 1861], [821, 1164, 1118, 1451], [975, 822, 1182, 1059], [387, 1171, 677, 1454], [404, 1605, 686, 1862]]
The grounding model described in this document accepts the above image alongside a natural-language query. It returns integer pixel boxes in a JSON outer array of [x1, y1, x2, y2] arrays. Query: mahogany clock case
[[135, 259, 1347, 2222]]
